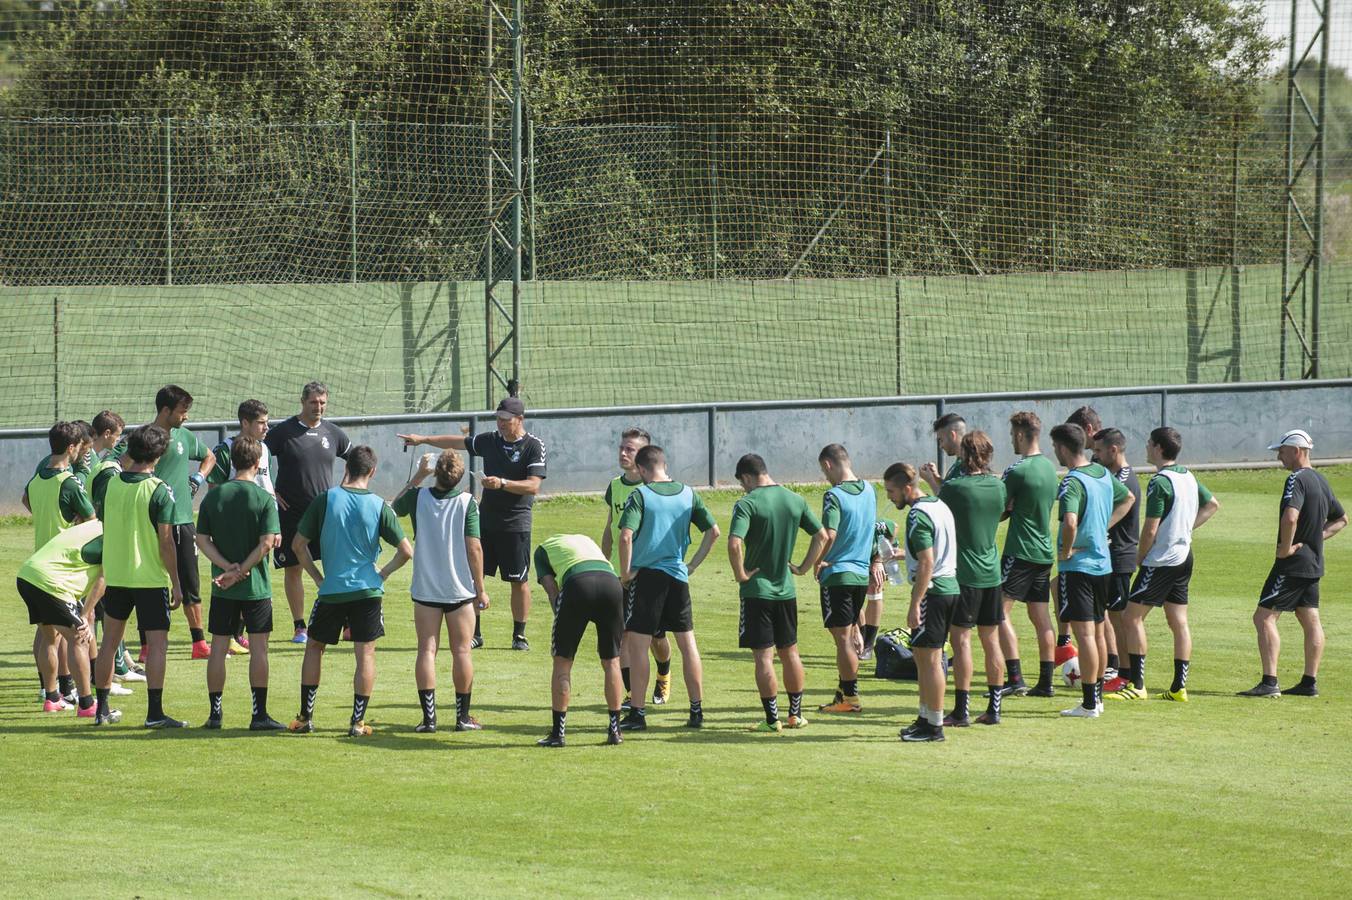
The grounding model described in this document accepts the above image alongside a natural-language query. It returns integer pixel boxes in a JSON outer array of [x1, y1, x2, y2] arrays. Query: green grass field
[[2, 469, 1351, 897]]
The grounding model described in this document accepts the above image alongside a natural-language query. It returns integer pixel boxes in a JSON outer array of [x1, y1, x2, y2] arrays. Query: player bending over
[[535, 534, 627, 747]]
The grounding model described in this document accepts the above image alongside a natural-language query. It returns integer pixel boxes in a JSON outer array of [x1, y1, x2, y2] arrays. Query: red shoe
[[1053, 644, 1078, 666], [1103, 675, 1129, 693], [237, 636, 250, 650], [191, 640, 211, 660], [137, 645, 148, 664], [77, 704, 96, 718]]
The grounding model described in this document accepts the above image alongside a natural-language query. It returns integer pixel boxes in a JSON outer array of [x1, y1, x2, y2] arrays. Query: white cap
[[1268, 429, 1314, 451]]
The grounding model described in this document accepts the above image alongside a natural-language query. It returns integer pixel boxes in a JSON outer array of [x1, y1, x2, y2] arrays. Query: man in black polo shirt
[[399, 397, 546, 650], [1241, 429, 1347, 698], [264, 382, 352, 644]]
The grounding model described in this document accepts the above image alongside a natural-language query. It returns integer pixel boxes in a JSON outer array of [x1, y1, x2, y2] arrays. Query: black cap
[[496, 397, 525, 418]]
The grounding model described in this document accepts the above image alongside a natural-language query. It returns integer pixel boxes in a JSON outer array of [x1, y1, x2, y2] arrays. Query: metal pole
[[52, 295, 60, 420], [1311, 0, 1330, 378], [484, 1, 495, 409], [528, 117, 536, 281], [164, 118, 173, 286], [710, 124, 718, 279], [894, 279, 902, 395], [884, 129, 892, 278], [707, 406, 717, 487], [1280, 0, 1299, 380], [1230, 111, 1242, 382], [510, 0, 523, 385], [350, 120, 358, 283]]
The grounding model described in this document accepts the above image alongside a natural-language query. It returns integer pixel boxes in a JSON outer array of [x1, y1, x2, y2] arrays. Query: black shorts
[[912, 592, 961, 649], [102, 585, 173, 631], [1001, 556, 1051, 604], [622, 581, 666, 639], [739, 597, 798, 650], [1258, 567, 1320, 612], [17, 578, 83, 628], [172, 524, 202, 605], [413, 597, 475, 612], [482, 530, 531, 583], [1106, 571, 1134, 613], [1129, 555, 1193, 607], [955, 585, 1003, 628], [625, 568, 693, 636], [208, 595, 273, 636], [275, 504, 321, 568], [1057, 571, 1108, 624], [819, 583, 865, 629], [551, 571, 624, 660], [307, 597, 385, 644]]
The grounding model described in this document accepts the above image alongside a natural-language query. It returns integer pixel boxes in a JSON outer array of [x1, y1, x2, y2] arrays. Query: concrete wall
[[3, 380, 1348, 514]]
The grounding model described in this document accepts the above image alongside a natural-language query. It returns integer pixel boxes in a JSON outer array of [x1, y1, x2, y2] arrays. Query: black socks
[[1171, 659, 1189, 692], [301, 683, 318, 720], [761, 696, 779, 725], [251, 686, 269, 720], [419, 689, 436, 726]]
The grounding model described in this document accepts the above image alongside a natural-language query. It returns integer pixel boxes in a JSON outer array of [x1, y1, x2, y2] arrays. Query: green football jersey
[[1001, 453, 1058, 565], [196, 479, 280, 601], [729, 484, 822, 601], [938, 473, 1006, 588]]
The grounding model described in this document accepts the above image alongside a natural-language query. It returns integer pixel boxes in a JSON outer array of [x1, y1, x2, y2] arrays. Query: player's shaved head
[[346, 445, 377, 478], [735, 453, 768, 478], [883, 462, 918, 487], [818, 443, 850, 465], [635, 445, 666, 471], [1050, 423, 1087, 457]]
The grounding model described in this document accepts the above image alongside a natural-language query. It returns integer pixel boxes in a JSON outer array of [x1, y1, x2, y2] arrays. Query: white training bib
[[1143, 468, 1199, 568], [409, 488, 476, 604]]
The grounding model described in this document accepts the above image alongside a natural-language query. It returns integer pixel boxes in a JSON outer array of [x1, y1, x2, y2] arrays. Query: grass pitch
[[2, 468, 1350, 897]]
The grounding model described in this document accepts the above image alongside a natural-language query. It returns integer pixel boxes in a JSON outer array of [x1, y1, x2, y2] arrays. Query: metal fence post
[[884, 129, 892, 278], [350, 120, 359, 283], [707, 406, 717, 487], [52, 295, 60, 420], [935, 398, 946, 470], [1160, 388, 1169, 428], [164, 118, 173, 286], [709, 125, 719, 280]]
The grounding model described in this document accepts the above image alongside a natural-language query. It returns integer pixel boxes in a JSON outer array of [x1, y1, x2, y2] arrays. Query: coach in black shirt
[[399, 397, 546, 650], [266, 381, 353, 643], [1241, 429, 1347, 699]]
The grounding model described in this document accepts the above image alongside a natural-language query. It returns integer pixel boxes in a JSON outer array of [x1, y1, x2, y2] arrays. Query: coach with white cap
[[398, 397, 547, 650], [1239, 429, 1347, 699]]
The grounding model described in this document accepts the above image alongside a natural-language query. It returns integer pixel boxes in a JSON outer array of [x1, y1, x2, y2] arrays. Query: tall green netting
[[0, 1, 1345, 426]]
